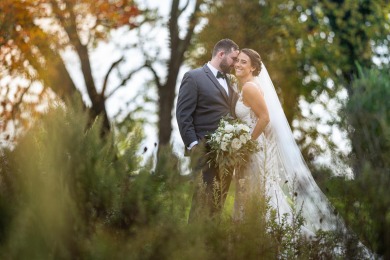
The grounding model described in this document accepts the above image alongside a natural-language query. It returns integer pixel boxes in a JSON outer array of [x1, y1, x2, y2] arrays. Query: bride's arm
[[242, 83, 270, 140]]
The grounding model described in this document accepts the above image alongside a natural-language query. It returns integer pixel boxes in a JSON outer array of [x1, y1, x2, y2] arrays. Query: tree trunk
[[157, 0, 202, 151]]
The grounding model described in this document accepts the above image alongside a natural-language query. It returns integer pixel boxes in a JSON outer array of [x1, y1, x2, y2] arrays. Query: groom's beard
[[220, 57, 232, 74]]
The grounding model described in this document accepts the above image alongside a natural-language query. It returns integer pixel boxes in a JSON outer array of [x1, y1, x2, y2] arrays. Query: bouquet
[[206, 116, 259, 176]]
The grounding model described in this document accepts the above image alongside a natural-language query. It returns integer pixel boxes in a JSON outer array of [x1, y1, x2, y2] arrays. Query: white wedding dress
[[232, 68, 343, 235], [232, 66, 373, 258], [233, 86, 294, 225]]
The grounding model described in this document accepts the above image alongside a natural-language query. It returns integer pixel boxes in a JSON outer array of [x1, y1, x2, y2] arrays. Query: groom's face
[[220, 48, 239, 74]]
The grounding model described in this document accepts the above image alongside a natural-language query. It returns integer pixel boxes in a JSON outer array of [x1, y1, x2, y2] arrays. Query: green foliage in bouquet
[[206, 116, 259, 177]]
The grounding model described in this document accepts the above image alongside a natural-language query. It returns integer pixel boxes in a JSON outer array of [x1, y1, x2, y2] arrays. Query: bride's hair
[[240, 48, 262, 76]]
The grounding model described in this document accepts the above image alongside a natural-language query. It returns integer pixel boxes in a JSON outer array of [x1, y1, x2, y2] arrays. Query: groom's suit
[[176, 64, 238, 148], [176, 64, 238, 221]]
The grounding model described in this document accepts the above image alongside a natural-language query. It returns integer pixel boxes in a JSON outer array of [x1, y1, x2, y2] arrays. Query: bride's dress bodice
[[234, 88, 277, 180], [235, 83, 270, 142], [235, 95, 258, 132], [235, 83, 270, 147]]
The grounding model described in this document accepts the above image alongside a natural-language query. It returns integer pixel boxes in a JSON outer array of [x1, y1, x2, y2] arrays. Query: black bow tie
[[216, 71, 226, 80]]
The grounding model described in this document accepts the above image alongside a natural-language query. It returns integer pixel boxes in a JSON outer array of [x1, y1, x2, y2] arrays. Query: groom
[[176, 38, 239, 222]]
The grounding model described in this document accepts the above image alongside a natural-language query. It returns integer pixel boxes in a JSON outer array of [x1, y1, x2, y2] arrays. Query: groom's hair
[[212, 39, 239, 57]]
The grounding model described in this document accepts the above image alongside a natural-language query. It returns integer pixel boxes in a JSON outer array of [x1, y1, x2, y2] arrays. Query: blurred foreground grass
[[0, 98, 379, 259]]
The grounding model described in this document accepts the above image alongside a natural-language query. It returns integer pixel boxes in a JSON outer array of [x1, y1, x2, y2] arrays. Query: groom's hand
[[190, 144, 198, 152], [189, 144, 205, 171], [188, 144, 201, 158]]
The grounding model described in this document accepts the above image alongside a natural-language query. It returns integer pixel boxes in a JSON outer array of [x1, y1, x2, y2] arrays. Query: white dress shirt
[[207, 63, 229, 96]]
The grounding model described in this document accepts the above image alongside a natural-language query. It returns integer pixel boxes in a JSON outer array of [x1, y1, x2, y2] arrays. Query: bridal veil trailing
[[255, 64, 344, 233]]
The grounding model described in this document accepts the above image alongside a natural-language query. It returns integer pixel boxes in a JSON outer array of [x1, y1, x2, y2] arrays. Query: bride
[[232, 48, 343, 234]]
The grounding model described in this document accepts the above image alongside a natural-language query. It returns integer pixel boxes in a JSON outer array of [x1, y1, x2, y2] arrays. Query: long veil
[[255, 64, 344, 232]]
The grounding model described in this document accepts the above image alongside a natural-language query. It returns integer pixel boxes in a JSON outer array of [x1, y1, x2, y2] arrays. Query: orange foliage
[[0, 0, 141, 147]]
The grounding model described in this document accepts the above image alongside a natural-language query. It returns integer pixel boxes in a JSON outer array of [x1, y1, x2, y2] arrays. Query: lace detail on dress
[[235, 92, 257, 130], [234, 88, 292, 223]]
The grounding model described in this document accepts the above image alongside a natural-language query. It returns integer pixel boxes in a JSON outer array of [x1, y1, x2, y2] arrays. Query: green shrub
[[339, 65, 390, 257], [0, 99, 374, 259]]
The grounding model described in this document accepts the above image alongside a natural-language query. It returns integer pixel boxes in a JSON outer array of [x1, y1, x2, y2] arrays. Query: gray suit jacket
[[176, 64, 239, 148]]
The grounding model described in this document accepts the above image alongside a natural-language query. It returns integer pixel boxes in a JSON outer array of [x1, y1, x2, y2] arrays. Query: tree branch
[[51, 0, 99, 103], [169, 0, 203, 62], [10, 85, 31, 123], [106, 65, 145, 98], [183, 0, 202, 48], [178, 0, 191, 17], [101, 57, 124, 96], [169, 0, 180, 49], [144, 62, 162, 89]]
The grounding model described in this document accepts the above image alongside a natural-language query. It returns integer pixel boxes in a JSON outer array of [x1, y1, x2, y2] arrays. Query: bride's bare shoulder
[[243, 81, 264, 96]]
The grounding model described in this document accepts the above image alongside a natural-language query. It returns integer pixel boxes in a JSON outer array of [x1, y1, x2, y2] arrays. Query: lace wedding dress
[[233, 83, 299, 228], [232, 66, 373, 258], [232, 72, 342, 234]]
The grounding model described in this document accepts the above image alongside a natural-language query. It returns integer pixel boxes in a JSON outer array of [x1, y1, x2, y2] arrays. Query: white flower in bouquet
[[235, 124, 243, 132], [222, 133, 233, 141], [236, 123, 250, 133], [239, 134, 248, 144], [231, 138, 242, 150], [220, 141, 228, 151], [224, 124, 234, 133]]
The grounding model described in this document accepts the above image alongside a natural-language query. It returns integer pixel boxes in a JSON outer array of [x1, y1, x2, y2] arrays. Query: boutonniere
[[226, 74, 239, 93]]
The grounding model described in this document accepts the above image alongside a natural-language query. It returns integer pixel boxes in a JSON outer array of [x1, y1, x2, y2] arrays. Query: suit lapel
[[203, 65, 229, 102], [226, 75, 239, 118], [226, 76, 234, 102]]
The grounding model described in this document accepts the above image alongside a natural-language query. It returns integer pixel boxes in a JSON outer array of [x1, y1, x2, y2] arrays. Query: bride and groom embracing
[[176, 38, 343, 235]]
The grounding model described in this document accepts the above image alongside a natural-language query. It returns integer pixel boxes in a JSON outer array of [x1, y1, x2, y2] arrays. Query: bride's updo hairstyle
[[240, 48, 262, 76]]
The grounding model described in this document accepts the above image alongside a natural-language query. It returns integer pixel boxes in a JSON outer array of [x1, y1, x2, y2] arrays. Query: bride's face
[[234, 52, 254, 79]]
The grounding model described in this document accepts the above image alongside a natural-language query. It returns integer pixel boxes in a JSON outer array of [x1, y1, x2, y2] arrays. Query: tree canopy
[[190, 0, 390, 167], [0, 0, 141, 145]]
